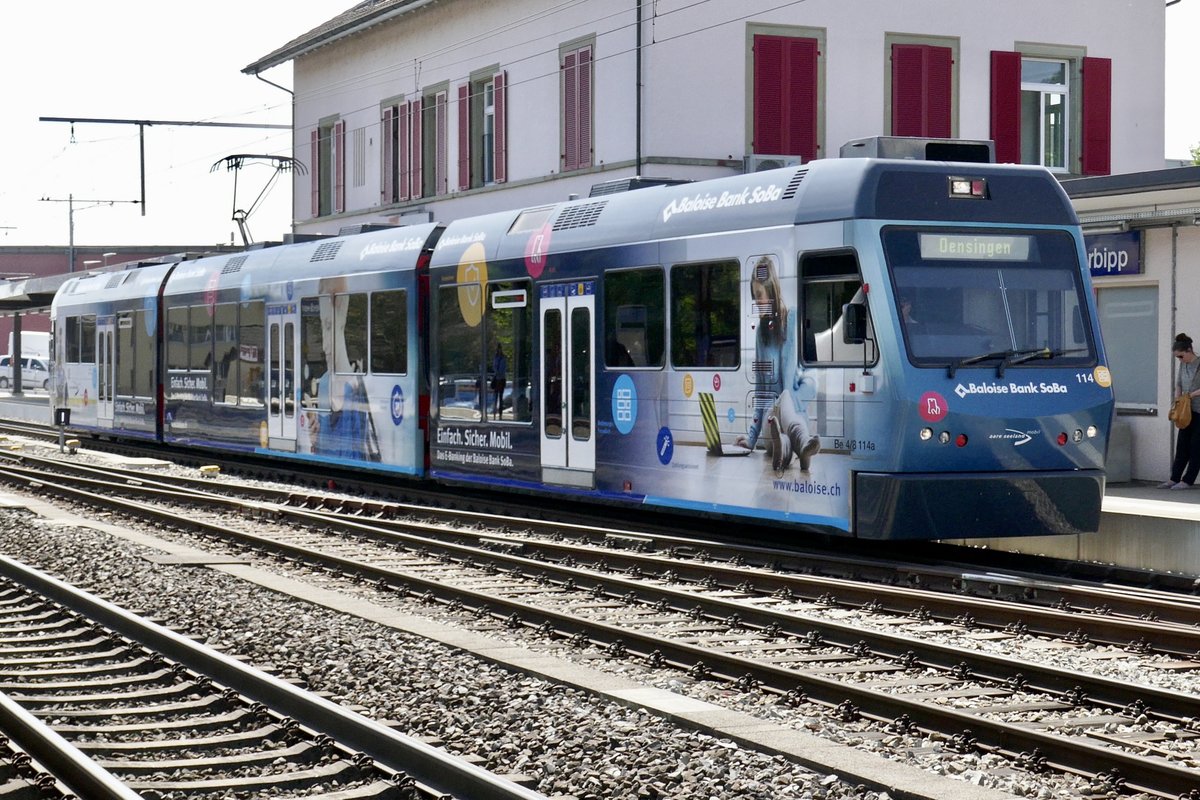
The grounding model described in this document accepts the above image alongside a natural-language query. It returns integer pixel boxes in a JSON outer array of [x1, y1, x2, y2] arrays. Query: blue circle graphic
[[390, 384, 405, 425], [612, 375, 637, 435], [656, 426, 674, 465]]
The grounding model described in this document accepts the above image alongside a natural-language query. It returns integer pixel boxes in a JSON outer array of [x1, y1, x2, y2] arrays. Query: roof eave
[[242, 0, 438, 76]]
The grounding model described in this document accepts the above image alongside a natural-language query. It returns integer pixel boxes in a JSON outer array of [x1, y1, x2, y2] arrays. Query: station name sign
[[1084, 230, 1142, 277]]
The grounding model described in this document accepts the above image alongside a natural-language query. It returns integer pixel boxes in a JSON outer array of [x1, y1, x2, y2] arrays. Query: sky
[[0, 1, 350, 251], [1, 1, 1198, 252]]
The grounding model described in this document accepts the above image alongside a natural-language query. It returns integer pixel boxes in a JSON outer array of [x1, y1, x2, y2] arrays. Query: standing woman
[[1162, 333, 1200, 489]]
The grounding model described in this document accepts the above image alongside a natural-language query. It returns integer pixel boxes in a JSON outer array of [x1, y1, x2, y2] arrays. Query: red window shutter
[[577, 46, 592, 169], [753, 35, 784, 154], [990, 50, 1021, 163], [334, 120, 346, 214], [397, 102, 411, 201], [925, 47, 952, 138], [382, 107, 395, 204], [753, 35, 818, 161], [1082, 56, 1112, 176], [493, 70, 507, 183], [563, 50, 579, 170], [457, 84, 470, 191], [310, 128, 320, 218], [411, 97, 423, 198], [891, 44, 951, 138]]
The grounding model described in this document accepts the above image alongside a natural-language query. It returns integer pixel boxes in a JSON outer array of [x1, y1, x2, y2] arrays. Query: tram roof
[[430, 158, 1077, 269]]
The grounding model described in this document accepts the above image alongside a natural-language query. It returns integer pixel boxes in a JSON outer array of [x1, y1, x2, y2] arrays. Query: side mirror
[[842, 302, 867, 344]]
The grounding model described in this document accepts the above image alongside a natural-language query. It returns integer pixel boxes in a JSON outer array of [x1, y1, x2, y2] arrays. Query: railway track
[[0, 552, 547, 800], [2, 447, 1200, 797]]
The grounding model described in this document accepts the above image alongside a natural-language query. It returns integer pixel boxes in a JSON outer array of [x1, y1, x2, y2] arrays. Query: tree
[[1191, 142, 1200, 166]]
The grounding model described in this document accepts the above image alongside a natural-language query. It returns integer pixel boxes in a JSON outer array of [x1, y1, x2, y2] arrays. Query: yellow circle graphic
[[1093, 365, 1112, 388], [683, 373, 694, 398], [457, 242, 488, 328]]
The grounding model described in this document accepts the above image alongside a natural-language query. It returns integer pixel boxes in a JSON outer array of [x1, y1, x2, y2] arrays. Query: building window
[[752, 32, 821, 162], [310, 118, 345, 217], [458, 71, 508, 191], [382, 99, 423, 203], [423, 89, 448, 197], [1096, 285, 1157, 411], [561, 41, 593, 172], [991, 50, 1110, 175], [888, 38, 955, 138], [1021, 58, 1069, 170]]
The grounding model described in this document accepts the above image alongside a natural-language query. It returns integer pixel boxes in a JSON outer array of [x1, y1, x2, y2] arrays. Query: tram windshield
[[882, 228, 1094, 368]]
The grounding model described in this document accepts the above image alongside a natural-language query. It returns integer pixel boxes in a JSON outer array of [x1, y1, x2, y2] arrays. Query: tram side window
[[670, 260, 740, 369], [337, 293, 368, 374], [166, 306, 188, 371], [116, 314, 134, 396], [604, 267, 664, 368], [437, 283, 483, 422], [800, 251, 874, 365], [487, 280, 533, 423], [128, 313, 152, 396], [370, 290, 408, 374], [64, 317, 77, 363], [189, 306, 213, 373], [300, 298, 327, 411], [65, 316, 81, 363], [213, 303, 239, 404], [115, 310, 154, 398], [81, 316, 95, 364], [238, 301, 265, 408]]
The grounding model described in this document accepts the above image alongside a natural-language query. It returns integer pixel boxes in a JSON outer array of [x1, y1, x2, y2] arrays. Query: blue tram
[[50, 139, 1114, 540]]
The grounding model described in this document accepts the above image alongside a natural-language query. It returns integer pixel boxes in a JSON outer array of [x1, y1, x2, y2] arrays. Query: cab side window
[[800, 250, 875, 365]]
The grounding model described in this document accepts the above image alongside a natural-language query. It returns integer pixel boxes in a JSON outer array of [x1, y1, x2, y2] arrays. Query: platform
[[4, 391, 1200, 577]]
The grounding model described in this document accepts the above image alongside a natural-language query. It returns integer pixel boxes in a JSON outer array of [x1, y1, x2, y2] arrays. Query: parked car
[[0, 356, 50, 390]]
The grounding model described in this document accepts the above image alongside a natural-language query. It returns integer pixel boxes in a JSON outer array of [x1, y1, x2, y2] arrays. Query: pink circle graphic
[[918, 391, 948, 422], [524, 223, 552, 278]]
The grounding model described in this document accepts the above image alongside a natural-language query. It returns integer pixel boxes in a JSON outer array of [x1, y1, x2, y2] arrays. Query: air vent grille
[[221, 255, 248, 275], [311, 241, 345, 262], [782, 169, 808, 200], [552, 201, 607, 231]]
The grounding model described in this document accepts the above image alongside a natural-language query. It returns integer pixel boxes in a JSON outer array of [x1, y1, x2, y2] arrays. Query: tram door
[[266, 306, 299, 448], [96, 317, 115, 428], [539, 281, 595, 486]]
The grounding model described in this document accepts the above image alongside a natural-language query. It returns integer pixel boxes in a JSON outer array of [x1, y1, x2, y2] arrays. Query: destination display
[[919, 233, 1031, 261]]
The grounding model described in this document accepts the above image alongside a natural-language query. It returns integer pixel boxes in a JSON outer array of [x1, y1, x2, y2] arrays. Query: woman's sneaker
[[1170, 481, 1192, 490], [1158, 480, 1178, 488]]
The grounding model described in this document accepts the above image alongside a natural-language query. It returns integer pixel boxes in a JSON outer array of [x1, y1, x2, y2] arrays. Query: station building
[[243, 0, 1165, 232]]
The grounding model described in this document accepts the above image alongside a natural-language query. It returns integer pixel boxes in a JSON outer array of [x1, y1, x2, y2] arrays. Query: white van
[[0, 356, 50, 390]]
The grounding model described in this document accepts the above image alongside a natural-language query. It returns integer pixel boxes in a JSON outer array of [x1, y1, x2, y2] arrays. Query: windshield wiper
[[1004, 346, 1089, 368], [947, 349, 1013, 379], [947, 347, 1090, 379]]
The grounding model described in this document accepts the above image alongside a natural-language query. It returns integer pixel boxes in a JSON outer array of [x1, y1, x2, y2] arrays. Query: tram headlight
[[938, 431, 951, 444], [1072, 429, 1083, 443], [1086, 425, 1098, 439], [1057, 432, 1069, 446], [920, 427, 933, 441], [955, 434, 968, 447]]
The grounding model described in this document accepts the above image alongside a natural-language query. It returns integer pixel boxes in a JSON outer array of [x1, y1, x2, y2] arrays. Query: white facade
[[244, 0, 1166, 236], [1069, 173, 1200, 483]]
